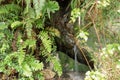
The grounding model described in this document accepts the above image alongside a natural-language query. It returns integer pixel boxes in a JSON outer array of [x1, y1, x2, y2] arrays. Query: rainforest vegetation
[[0, 0, 120, 80]]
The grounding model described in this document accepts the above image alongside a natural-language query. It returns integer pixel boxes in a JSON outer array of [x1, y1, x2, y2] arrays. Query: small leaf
[[25, 39, 36, 49], [51, 57, 62, 76], [47, 27, 60, 37], [0, 32, 4, 39], [18, 51, 25, 65], [22, 63, 32, 77], [43, 1, 59, 18], [116, 61, 120, 69], [0, 22, 8, 30], [24, 0, 31, 14], [30, 61, 43, 71], [46, 1, 59, 13], [26, 22, 32, 38], [33, 0, 45, 18], [70, 8, 80, 22], [39, 31, 52, 53], [118, 46, 120, 51], [77, 31, 89, 42], [35, 18, 44, 29], [11, 21, 22, 29]]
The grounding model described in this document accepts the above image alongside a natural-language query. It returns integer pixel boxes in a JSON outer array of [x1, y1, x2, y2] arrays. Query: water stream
[[59, 45, 85, 80], [74, 45, 78, 72], [66, 45, 85, 80]]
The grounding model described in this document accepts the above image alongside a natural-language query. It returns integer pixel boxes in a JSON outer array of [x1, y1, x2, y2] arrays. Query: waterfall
[[74, 45, 78, 72], [66, 45, 85, 80]]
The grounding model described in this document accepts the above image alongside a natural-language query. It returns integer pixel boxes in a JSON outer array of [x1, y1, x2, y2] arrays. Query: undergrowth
[[0, 0, 120, 80], [70, 0, 120, 80], [0, 0, 62, 79]]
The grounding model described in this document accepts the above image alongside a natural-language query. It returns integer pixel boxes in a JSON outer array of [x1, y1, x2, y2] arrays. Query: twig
[[88, 1, 102, 50], [68, 33, 92, 70]]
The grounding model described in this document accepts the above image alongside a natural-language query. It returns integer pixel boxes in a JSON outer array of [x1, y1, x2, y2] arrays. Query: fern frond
[[46, 27, 60, 37], [0, 4, 21, 20], [33, 0, 45, 18], [39, 31, 53, 53], [0, 4, 21, 14]]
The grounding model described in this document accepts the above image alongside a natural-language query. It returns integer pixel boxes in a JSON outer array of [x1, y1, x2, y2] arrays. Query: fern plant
[[0, 0, 62, 79]]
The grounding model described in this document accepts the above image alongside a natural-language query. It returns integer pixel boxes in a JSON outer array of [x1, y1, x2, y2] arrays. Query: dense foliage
[[0, 0, 120, 80], [69, 0, 120, 80], [0, 0, 62, 79]]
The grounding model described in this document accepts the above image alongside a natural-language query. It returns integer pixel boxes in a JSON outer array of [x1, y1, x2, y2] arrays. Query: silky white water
[[68, 45, 84, 80], [74, 45, 78, 72]]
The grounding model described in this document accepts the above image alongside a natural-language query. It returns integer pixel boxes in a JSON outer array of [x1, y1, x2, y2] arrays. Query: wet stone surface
[[53, 72, 85, 80]]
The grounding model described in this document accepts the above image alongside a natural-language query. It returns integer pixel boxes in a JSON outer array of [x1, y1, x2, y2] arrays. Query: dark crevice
[[52, 0, 94, 69], [56, 0, 71, 8]]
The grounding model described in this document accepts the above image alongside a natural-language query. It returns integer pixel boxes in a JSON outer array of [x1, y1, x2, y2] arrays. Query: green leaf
[[51, 57, 62, 76], [24, 7, 36, 19], [0, 22, 8, 30], [26, 22, 32, 38], [0, 32, 4, 39], [0, 4, 21, 15], [33, 0, 45, 18], [4, 52, 18, 65], [25, 39, 36, 49], [30, 61, 43, 71], [77, 31, 89, 42], [24, 0, 31, 14], [116, 60, 120, 69], [47, 27, 60, 37], [71, 0, 78, 9], [70, 8, 80, 23], [46, 1, 59, 13], [25, 55, 44, 71], [22, 63, 32, 77], [43, 1, 59, 18], [39, 31, 52, 53], [35, 18, 44, 29], [18, 51, 25, 65], [0, 61, 5, 72], [11, 21, 22, 29]]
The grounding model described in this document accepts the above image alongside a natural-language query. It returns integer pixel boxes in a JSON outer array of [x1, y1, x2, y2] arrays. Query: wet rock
[[67, 72, 85, 80], [41, 69, 56, 80], [52, 6, 94, 69]]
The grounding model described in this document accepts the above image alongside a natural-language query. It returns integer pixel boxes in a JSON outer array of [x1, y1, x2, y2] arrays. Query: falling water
[[74, 45, 78, 72], [66, 45, 85, 80]]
